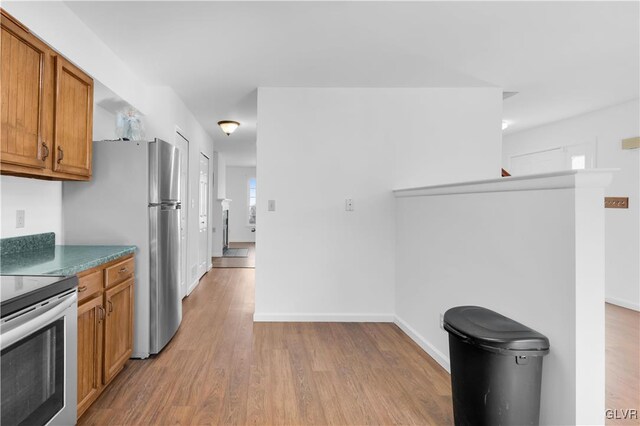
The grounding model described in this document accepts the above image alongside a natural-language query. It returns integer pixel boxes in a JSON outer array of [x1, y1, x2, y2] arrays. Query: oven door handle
[[0, 293, 77, 350]]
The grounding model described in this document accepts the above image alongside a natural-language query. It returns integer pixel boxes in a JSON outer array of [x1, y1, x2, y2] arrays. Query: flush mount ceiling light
[[218, 120, 240, 136], [502, 120, 510, 130]]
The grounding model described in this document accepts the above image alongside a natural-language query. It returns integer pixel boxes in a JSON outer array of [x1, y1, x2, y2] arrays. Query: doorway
[[175, 130, 189, 299], [198, 153, 210, 278]]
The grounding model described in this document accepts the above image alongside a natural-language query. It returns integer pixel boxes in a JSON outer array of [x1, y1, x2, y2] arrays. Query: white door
[[509, 148, 565, 175], [198, 153, 209, 278], [509, 142, 595, 176], [175, 131, 189, 298]]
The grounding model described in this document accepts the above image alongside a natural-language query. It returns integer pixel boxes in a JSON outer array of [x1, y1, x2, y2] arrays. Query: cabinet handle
[[42, 142, 50, 160], [57, 146, 64, 163], [98, 306, 104, 322], [78, 285, 87, 292], [108, 300, 113, 315], [119, 267, 128, 273]]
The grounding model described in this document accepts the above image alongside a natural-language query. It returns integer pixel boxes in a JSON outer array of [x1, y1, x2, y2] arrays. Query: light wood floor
[[79, 267, 453, 425], [212, 242, 255, 269], [605, 303, 640, 425], [79, 266, 639, 425]]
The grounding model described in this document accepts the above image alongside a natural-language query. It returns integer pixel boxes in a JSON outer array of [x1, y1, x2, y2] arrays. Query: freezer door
[[149, 204, 183, 354], [149, 139, 181, 204]]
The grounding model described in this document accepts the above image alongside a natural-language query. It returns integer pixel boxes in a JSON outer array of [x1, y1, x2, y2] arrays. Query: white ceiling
[[66, 1, 639, 166]]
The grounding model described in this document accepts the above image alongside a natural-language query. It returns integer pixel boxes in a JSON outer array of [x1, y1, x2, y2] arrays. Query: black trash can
[[444, 306, 550, 426]]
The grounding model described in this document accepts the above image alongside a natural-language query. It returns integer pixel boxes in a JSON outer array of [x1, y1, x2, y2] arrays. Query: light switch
[[268, 200, 276, 212], [16, 210, 25, 228], [345, 199, 354, 212]]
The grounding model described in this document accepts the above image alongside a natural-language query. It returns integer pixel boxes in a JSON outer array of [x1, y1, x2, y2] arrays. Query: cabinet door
[[104, 278, 134, 384], [53, 55, 93, 177], [0, 11, 49, 169], [77, 295, 104, 418]]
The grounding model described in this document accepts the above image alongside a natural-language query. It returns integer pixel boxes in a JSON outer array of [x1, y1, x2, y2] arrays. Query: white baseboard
[[253, 313, 395, 322], [394, 315, 451, 373], [212, 250, 223, 257], [605, 297, 640, 312], [187, 278, 200, 296]]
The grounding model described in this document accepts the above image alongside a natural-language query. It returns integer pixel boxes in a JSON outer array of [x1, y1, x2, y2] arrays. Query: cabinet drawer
[[105, 256, 134, 288], [77, 269, 103, 303]]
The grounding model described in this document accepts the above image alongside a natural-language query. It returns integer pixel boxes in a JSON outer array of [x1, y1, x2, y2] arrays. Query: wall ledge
[[394, 169, 617, 198]]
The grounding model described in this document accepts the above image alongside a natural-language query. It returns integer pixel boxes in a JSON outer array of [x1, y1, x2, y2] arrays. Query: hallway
[[212, 243, 256, 269]]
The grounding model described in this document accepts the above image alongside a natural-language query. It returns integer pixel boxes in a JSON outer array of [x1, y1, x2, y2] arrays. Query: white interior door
[[509, 148, 565, 175], [198, 153, 209, 278], [175, 131, 189, 298], [509, 142, 595, 176]]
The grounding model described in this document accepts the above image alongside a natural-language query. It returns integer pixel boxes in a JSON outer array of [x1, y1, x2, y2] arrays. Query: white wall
[[92, 104, 117, 141], [0, 104, 117, 241], [216, 153, 227, 200], [0, 177, 62, 239], [503, 100, 640, 310], [226, 166, 256, 243], [255, 87, 502, 321], [395, 171, 611, 425]]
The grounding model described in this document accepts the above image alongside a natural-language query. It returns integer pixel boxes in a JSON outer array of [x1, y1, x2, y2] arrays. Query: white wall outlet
[[16, 210, 25, 228], [439, 313, 445, 330], [345, 198, 354, 212], [268, 200, 276, 212]]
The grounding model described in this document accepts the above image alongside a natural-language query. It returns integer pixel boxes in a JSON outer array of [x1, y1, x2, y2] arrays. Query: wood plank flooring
[[79, 267, 453, 425], [605, 302, 640, 425], [79, 265, 639, 425], [212, 243, 255, 269]]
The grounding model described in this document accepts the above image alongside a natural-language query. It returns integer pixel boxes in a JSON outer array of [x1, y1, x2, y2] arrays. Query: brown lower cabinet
[[76, 254, 134, 419]]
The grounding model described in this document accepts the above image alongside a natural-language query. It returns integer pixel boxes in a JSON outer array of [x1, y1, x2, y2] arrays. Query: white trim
[[393, 169, 616, 198], [605, 297, 640, 312], [253, 313, 395, 322], [175, 127, 190, 300], [187, 277, 199, 296], [394, 315, 451, 373]]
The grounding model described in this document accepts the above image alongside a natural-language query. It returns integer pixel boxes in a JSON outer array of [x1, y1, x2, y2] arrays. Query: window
[[571, 155, 586, 170], [248, 177, 256, 225]]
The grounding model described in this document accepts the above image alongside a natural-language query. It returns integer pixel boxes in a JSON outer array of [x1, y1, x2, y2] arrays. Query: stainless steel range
[[1, 275, 78, 426]]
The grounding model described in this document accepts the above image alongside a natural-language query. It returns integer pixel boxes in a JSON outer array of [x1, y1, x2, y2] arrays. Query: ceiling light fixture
[[502, 120, 510, 130], [218, 120, 240, 136]]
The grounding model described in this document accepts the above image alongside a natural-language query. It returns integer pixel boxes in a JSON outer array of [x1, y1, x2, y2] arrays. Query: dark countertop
[[0, 245, 136, 276]]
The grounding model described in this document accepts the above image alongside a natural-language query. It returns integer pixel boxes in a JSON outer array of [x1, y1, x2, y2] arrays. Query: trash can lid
[[443, 306, 549, 354]]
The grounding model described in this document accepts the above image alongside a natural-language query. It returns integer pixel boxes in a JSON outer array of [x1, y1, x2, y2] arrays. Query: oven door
[[1, 291, 77, 426]]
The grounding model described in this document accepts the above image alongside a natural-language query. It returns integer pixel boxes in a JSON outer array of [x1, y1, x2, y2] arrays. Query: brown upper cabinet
[[53, 56, 93, 177], [1, 9, 93, 181]]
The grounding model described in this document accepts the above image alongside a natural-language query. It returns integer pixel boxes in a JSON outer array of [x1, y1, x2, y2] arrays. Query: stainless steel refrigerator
[[63, 138, 182, 357]]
